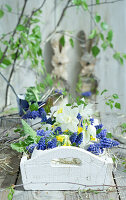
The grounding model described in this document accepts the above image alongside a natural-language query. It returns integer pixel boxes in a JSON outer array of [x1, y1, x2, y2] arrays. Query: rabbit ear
[[77, 30, 87, 50]]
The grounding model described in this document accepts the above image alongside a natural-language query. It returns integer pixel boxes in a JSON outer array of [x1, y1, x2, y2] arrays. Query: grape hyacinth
[[81, 91, 92, 97], [70, 132, 77, 144], [96, 129, 107, 139], [37, 129, 45, 136], [77, 113, 82, 121], [87, 143, 103, 155], [75, 132, 83, 146], [22, 110, 40, 119], [26, 143, 38, 153], [100, 138, 120, 148], [54, 127, 62, 135], [54, 89, 63, 95], [47, 138, 57, 149], [37, 137, 46, 150], [39, 107, 47, 122], [95, 124, 103, 130], [89, 118, 94, 125]]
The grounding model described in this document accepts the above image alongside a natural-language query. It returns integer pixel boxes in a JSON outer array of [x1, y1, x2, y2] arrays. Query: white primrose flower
[[93, 118, 99, 126], [55, 105, 79, 132]]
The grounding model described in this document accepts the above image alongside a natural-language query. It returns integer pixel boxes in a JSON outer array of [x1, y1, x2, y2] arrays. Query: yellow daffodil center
[[56, 135, 65, 142], [51, 124, 55, 128], [78, 127, 83, 133], [64, 129, 69, 132], [57, 108, 63, 114], [90, 136, 95, 141]]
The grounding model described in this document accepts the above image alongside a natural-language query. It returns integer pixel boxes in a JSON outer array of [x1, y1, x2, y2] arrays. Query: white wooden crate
[[20, 146, 114, 190]]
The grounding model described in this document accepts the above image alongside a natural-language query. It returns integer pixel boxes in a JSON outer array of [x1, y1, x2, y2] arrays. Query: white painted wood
[[27, 117, 42, 130], [20, 146, 114, 190]]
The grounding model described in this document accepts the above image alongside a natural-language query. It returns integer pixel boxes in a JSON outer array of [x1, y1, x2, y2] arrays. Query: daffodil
[[55, 106, 79, 132]]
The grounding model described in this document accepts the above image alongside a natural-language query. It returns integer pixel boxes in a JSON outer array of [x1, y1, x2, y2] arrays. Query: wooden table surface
[[0, 111, 126, 200]]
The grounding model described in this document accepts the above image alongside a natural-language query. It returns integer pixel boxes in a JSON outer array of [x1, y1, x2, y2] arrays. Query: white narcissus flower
[[55, 106, 79, 132], [87, 125, 96, 138], [78, 103, 93, 119]]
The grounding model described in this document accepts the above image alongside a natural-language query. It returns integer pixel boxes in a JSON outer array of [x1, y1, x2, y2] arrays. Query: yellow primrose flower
[[64, 129, 69, 133], [78, 127, 83, 134], [63, 144, 66, 146], [90, 136, 95, 141], [56, 135, 65, 142]]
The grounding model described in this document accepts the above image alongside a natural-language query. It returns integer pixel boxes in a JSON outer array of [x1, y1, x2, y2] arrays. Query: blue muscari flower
[[96, 129, 107, 139], [81, 91, 92, 97], [37, 137, 46, 150], [47, 138, 57, 149], [70, 132, 77, 144], [87, 143, 103, 155], [39, 107, 47, 122], [77, 113, 82, 121], [46, 117, 53, 125], [100, 138, 120, 148], [26, 143, 38, 153], [22, 110, 40, 119], [37, 129, 45, 136], [54, 89, 63, 95], [54, 127, 62, 135], [44, 130, 53, 137], [95, 124, 103, 130], [75, 132, 83, 146], [89, 118, 94, 125]]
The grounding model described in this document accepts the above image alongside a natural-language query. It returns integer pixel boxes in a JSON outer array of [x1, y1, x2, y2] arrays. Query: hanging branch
[[0, 0, 47, 110], [68, 0, 124, 8]]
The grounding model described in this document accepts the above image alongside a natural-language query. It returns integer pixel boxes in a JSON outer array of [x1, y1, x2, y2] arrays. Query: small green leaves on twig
[[59, 35, 65, 47], [0, 9, 4, 19], [100, 90, 121, 110], [69, 38, 74, 48], [5, 4, 12, 12], [8, 185, 15, 200], [92, 46, 100, 57]]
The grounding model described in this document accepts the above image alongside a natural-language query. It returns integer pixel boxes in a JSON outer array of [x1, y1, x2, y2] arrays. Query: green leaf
[[120, 123, 126, 129], [112, 94, 119, 99], [0, 9, 4, 18], [101, 22, 108, 30], [107, 30, 113, 42], [2, 58, 12, 65], [94, 13, 101, 23], [59, 35, 65, 47], [11, 142, 26, 153], [69, 38, 74, 48], [22, 119, 37, 142], [96, 0, 100, 3], [115, 102, 121, 109], [113, 52, 120, 60], [8, 193, 13, 200], [92, 46, 100, 57], [101, 89, 108, 95], [89, 29, 97, 39], [119, 57, 124, 65], [31, 18, 40, 23], [5, 4, 12, 12], [29, 102, 39, 111], [25, 86, 40, 102], [82, 1, 88, 10], [16, 25, 25, 31], [106, 132, 112, 138], [122, 54, 126, 59], [101, 41, 108, 50], [99, 33, 104, 41]]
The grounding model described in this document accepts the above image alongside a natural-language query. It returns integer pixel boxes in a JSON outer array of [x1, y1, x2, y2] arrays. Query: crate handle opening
[[51, 157, 82, 167]]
